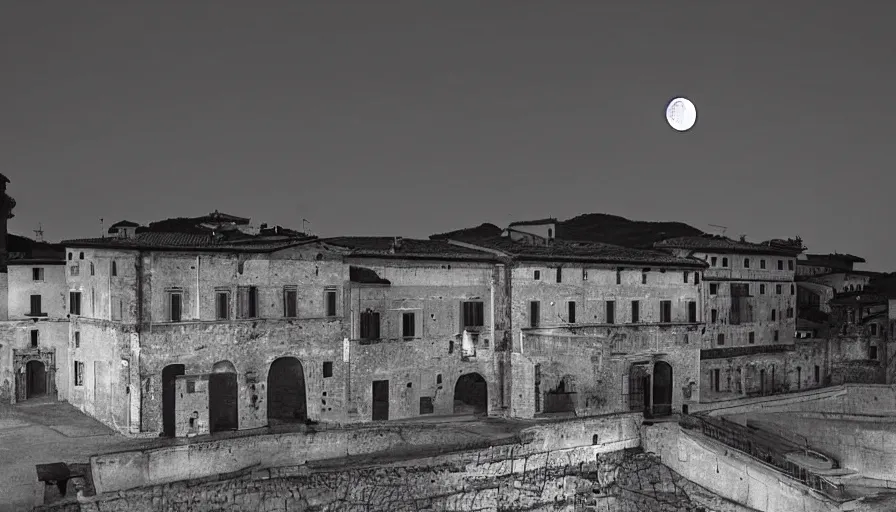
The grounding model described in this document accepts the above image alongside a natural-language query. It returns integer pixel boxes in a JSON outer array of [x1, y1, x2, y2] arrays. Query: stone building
[[61, 226, 349, 436], [323, 236, 506, 421], [453, 221, 708, 419], [796, 253, 875, 314], [654, 235, 805, 401]]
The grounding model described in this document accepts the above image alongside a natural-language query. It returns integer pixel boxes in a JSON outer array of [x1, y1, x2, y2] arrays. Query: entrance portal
[[209, 361, 239, 433], [26, 360, 47, 399], [162, 364, 185, 437], [267, 357, 307, 423], [453, 373, 488, 415], [652, 361, 673, 417], [629, 365, 650, 413]]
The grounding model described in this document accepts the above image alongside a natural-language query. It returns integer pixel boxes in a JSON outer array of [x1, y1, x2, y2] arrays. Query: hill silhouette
[[431, 214, 704, 249]]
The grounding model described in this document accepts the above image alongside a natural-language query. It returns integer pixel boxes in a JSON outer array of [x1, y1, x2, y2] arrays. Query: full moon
[[666, 97, 697, 131]]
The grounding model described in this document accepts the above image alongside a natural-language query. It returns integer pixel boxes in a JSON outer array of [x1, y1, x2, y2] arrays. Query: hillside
[[430, 214, 704, 249]]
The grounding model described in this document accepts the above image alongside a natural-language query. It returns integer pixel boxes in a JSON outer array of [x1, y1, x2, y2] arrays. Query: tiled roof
[[654, 235, 803, 256], [323, 237, 498, 261], [805, 253, 865, 263], [61, 232, 312, 252], [464, 237, 706, 267], [508, 218, 558, 227]]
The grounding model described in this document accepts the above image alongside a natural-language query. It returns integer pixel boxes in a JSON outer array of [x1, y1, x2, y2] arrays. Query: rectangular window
[[711, 309, 718, 323], [529, 301, 540, 328], [237, 286, 258, 318], [30, 330, 39, 347], [216, 290, 231, 320], [788, 260, 794, 270], [744, 259, 750, 269], [325, 288, 337, 316], [787, 307, 794, 319], [660, 300, 672, 323], [74, 361, 84, 387], [462, 301, 485, 328], [695, 272, 700, 285], [760, 284, 766, 294], [606, 301, 615, 324], [30, 295, 42, 316], [32, 268, 44, 281], [169, 292, 182, 322], [710, 257, 717, 266], [283, 287, 297, 317], [722, 257, 729, 268], [360, 310, 381, 339], [70, 264, 79, 276], [774, 330, 779, 342], [111, 261, 117, 276], [871, 345, 878, 360], [760, 259, 767, 269], [642, 271, 647, 284], [688, 301, 697, 323], [709, 283, 718, 295], [568, 301, 576, 323], [402, 312, 416, 338], [776, 284, 782, 294], [871, 324, 878, 336], [556, 267, 562, 283], [777, 260, 784, 270], [683, 271, 689, 283], [323, 361, 333, 378], [534, 270, 540, 280], [631, 300, 640, 323], [749, 332, 755, 344], [718, 333, 725, 345], [771, 309, 776, 321], [582, 268, 588, 281], [69, 292, 81, 315], [713, 369, 720, 392], [74, 331, 80, 348], [815, 365, 820, 383], [616, 268, 621, 285]]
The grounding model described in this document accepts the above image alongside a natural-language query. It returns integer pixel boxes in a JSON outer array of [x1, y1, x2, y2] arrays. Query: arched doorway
[[26, 360, 47, 399], [209, 361, 239, 433], [652, 361, 673, 417], [162, 364, 185, 437], [267, 357, 307, 423], [453, 373, 487, 415]]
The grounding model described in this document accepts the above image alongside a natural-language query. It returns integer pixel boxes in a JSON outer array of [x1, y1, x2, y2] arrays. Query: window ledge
[[26, 313, 48, 317]]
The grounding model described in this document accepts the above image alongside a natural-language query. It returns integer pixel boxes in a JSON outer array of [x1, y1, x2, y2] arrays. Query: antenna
[[708, 224, 728, 236], [33, 223, 44, 242]]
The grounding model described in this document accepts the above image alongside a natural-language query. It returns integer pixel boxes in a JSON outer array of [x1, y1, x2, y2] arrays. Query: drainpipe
[[196, 256, 201, 319]]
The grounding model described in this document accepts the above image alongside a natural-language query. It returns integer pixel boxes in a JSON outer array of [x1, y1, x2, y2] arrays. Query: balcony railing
[[679, 414, 847, 500]]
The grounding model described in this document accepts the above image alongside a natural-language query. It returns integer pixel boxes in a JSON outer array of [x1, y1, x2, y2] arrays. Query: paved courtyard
[[0, 398, 139, 512]]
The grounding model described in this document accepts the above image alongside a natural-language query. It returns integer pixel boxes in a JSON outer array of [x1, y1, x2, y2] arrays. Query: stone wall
[[41, 446, 752, 512]]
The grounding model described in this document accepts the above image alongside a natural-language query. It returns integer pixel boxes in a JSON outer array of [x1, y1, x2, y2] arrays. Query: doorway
[[162, 364, 186, 437], [267, 357, 307, 423], [26, 360, 47, 399], [372, 380, 389, 421], [209, 361, 239, 433], [453, 373, 488, 415], [652, 361, 673, 417], [629, 365, 650, 413]]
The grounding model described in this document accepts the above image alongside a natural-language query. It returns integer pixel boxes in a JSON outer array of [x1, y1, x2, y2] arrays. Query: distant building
[[654, 235, 805, 400]]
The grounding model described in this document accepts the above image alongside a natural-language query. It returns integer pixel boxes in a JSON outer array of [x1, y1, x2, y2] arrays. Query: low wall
[[688, 384, 896, 417], [643, 422, 842, 512], [90, 413, 643, 495], [40, 430, 755, 512]]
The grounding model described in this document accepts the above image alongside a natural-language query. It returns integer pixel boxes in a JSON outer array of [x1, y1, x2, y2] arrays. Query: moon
[[666, 97, 697, 131]]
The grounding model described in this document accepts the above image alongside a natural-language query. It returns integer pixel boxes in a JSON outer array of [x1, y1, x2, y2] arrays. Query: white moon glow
[[666, 97, 697, 131]]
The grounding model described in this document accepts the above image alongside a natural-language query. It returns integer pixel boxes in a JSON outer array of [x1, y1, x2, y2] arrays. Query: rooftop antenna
[[708, 224, 728, 236], [739, 234, 747, 242], [33, 223, 44, 242]]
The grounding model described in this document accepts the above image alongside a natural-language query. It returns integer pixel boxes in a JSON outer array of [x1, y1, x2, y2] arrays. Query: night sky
[[2, 2, 894, 268]]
